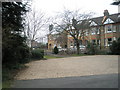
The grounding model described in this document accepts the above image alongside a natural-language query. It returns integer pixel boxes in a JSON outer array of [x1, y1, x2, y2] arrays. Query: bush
[[110, 38, 120, 55], [53, 46, 59, 54], [3, 43, 30, 67], [17, 45, 30, 64], [86, 43, 99, 55], [31, 49, 44, 59], [97, 49, 108, 55]]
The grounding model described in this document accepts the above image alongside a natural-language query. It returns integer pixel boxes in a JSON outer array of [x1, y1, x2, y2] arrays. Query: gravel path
[[15, 55, 118, 80]]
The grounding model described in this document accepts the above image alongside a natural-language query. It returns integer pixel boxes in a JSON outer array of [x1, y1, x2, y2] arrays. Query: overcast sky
[[31, 0, 118, 43], [32, 0, 118, 17]]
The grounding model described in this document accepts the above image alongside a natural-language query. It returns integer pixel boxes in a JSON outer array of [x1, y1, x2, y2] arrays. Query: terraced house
[[81, 10, 120, 49], [48, 10, 120, 51]]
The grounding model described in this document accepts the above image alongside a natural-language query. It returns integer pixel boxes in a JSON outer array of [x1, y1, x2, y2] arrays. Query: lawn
[[71, 54, 89, 56], [44, 55, 63, 59], [44, 54, 90, 59], [2, 64, 27, 88]]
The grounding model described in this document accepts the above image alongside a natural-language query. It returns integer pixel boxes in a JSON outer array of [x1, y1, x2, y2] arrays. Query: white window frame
[[112, 25, 116, 32], [91, 28, 96, 35], [107, 38, 112, 46], [85, 30, 89, 36], [107, 25, 112, 33], [113, 37, 116, 41], [97, 28, 100, 34]]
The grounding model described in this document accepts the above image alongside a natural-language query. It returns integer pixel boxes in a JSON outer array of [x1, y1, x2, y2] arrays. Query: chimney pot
[[104, 9, 109, 16]]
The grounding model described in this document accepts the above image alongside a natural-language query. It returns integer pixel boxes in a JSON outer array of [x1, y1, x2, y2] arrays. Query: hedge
[[31, 49, 44, 59]]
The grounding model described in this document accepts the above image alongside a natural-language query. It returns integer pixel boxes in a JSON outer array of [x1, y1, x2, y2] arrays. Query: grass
[[71, 54, 89, 57], [2, 69, 14, 88], [2, 64, 28, 88], [44, 55, 63, 59], [2, 80, 13, 88], [44, 54, 90, 59]]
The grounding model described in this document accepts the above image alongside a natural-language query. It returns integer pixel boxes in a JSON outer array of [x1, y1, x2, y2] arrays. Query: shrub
[[18, 45, 31, 64], [110, 38, 120, 55], [86, 43, 99, 55], [31, 49, 44, 59], [53, 46, 59, 54], [97, 49, 108, 55], [3, 43, 30, 67]]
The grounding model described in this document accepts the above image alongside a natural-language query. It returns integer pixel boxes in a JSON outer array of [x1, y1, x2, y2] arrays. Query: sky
[[32, 0, 118, 17], [31, 0, 118, 43]]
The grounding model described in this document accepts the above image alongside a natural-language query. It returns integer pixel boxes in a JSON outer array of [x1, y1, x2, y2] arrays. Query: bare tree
[[54, 9, 93, 54], [24, 8, 50, 48], [55, 32, 67, 48]]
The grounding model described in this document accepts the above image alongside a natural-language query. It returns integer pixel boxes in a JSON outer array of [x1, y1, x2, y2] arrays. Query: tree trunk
[[31, 40, 33, 50], [76, 40, 80, 54]]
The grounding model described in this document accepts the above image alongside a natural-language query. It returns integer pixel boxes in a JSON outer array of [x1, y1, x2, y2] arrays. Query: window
[[112, 25, 116, 32], [85, 30, 89, 36], [105, 25, 112, 33], [113, 37, 116, 41], [49, 44, 51, 46], [108, 26, 112, 32], [97, 40, 100, 45], [97, 28, 100, 34], [108, 38, 112, 46], [92, 40, 96, 45], [91, 28, 96, 35], [71, 41, 73, 46]]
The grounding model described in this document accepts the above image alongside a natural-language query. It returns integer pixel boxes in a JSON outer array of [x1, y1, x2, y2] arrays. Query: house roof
[[90, 13, 120, 25], [109, 13, 120, 22], [91, 16, 103, 25]]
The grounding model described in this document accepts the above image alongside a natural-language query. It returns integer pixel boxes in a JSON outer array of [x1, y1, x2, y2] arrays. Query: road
[[12, 74, 118, 88], [11, 55, 118, 88]]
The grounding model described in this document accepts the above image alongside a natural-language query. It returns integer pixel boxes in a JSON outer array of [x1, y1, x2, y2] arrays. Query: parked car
[[79, 45, 86, 50], [58, 48, 67, 51]]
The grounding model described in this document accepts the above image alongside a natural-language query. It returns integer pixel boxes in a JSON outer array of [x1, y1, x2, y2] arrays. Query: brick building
[[68, 10, 120, 49], [48, 10, 120, 51], [47, 32, 67, 51]]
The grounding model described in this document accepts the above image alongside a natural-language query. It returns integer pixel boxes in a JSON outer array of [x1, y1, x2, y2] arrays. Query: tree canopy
[[2, 2, 30, 65]]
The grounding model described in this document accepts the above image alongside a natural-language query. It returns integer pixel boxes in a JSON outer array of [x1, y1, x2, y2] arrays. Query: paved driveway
[[13, 74, 118, 88], [15, 55, 118, 80]]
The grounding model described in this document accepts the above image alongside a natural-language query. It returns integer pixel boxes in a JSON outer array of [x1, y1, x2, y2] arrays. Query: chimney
[[104, 9, 109, 16], [102, 10, 109, 24]]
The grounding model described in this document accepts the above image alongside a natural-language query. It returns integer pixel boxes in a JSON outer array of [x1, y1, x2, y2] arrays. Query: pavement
[[12, 74, 118, 88], [11, 55, 118, 88]]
